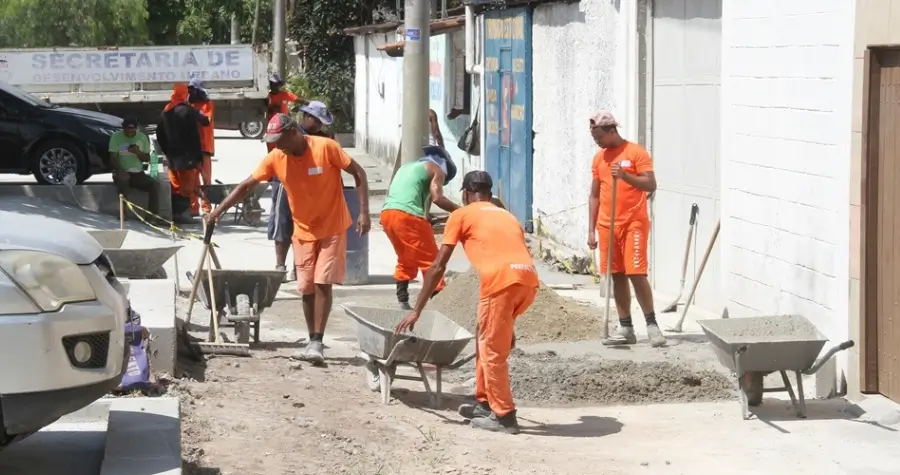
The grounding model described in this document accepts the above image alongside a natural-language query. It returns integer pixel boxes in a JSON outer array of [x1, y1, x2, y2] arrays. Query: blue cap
[[422, 145, 457, 184], [188, 77, 205, 91], [299, 101, 334, 126]]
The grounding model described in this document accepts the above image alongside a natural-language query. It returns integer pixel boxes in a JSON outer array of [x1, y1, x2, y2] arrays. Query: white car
[[0, 211, 127, 449]]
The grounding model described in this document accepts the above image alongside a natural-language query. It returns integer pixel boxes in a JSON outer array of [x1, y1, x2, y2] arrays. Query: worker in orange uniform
[[395, 170, 538, 435], [381, 145, 458, 309], [188, 78, 214, 214], [156, 83, 209, 223], [586, 111, 664, 347], [267, 74, 298, 119]]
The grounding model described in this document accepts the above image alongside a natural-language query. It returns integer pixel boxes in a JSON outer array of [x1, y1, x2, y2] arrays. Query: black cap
[[122, 116, 139, 128], [460, 170, 493, 194]]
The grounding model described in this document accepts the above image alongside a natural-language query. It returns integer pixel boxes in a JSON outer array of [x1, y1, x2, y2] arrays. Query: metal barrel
[[343, 186, 369, 285]]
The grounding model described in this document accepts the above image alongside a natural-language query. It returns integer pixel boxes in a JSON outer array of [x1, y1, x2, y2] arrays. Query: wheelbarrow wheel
[[364, 361, 381, 392]]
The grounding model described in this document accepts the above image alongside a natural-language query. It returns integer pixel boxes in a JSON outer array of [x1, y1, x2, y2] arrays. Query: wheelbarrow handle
[[803, 340, 855, 375], [446, 351, 476, 370]]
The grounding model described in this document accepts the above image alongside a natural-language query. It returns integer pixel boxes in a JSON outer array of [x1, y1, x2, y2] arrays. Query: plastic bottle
[[149, 150, 159, 179]]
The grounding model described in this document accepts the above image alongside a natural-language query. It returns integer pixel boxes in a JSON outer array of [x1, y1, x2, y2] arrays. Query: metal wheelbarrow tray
[[698, 315, 854, 420], [342, 305, 476, 408], [187, 269, 285, 344]]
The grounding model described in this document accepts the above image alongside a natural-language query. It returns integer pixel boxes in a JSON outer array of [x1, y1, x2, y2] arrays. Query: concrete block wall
[[720, 0, 856, 395]]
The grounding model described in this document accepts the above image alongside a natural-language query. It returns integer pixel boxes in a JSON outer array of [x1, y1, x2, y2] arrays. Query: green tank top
[[382, 161, 430, 218]]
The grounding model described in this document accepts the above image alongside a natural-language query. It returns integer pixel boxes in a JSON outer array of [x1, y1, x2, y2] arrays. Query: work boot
[[458, 400, 491, 420], [305, 340, 325, 365], [646, 323, 667, 348], [602, 326, 637, 346], [470, 411, 521, 435], [396, 280, 412, 310]]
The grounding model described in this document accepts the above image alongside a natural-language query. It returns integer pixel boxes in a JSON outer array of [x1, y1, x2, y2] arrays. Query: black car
[[0, 82, 122, 185]]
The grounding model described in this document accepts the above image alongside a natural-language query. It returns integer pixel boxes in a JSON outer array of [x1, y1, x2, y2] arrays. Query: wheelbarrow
[[698, 315, 854, 420], [200, 181, 268, 226], [186, 269, 285, 344], [341, 305, 476, 408]]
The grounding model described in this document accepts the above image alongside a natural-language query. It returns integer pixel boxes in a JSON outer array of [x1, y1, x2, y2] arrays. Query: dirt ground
[[429, 270, 605, 344], [172, 285, 736, 475]]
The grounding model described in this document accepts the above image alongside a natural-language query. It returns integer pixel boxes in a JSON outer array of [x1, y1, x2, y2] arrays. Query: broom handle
[[203, 221, 221, 342], [601, 177, 618, 339]]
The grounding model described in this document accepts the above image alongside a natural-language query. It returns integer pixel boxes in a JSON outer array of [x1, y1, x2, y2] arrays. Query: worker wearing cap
[[381, 145, 459, 309], [395, 170, 538, 434], [206, 113, 371, 364], [109, 116, 159, 218], [268, 100, 336, 282], [267, 74, 298, 122], [586, 111, 664, 347], [188, 78, 214, 214]]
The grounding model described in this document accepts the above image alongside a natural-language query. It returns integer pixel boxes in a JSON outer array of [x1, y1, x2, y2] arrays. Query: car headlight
[[0, 250, 96, 313]]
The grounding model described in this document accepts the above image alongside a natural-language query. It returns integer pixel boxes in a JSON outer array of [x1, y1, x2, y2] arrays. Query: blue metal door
[[483, 8, 533, 231]]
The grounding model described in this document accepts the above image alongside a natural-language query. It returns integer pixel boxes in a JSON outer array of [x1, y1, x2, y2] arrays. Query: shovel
[[662, 203, 699, 313]]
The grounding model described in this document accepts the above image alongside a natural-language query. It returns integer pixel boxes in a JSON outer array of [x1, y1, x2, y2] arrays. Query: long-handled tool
[[668, 219, 720, 333], [662, 203, 700, 313], [184, 220, 251, 356], [599, 177, 618, 339]]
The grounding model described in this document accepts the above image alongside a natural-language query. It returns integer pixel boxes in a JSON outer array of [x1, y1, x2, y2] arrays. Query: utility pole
[[273, 0, 287, 78], [399, 0, 430, 164], [251, 0, 261, 45], [230, 14, 240, 45]]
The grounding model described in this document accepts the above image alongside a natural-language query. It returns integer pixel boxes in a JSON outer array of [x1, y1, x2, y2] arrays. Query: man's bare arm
[[621, 171, 656, 193], [425, 162, 459, 213], [343, 158, 370, 217], [209, 176, 260, 219], [588, 178, 601, 232], [412, 245, 455, 315]]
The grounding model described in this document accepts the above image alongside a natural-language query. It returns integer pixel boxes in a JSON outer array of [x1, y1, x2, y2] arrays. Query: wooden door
[[863, 48, 900, 402]]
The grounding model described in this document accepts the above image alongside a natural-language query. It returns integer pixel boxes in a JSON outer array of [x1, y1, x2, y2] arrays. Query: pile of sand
[[429, 270, 602, 344], [453, 350, 735, 406]]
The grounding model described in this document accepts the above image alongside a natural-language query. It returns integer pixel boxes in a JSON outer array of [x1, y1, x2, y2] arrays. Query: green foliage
[[0, 0, 150, 48], [286, 0, 397, 133]]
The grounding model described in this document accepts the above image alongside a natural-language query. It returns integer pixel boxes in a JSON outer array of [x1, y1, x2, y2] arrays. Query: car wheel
[[239, 121, 265, 139], [31, 140, 87, 185]]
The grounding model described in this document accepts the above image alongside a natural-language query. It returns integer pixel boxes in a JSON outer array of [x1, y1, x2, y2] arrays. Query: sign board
[[0, 45, 255, 86], [406, 28, 422, 41]]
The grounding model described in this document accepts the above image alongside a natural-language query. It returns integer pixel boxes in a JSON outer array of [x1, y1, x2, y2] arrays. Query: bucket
[[343, 186, 369, 285]]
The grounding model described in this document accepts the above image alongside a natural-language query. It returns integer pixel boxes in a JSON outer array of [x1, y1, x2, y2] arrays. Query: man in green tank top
[[381, 145, 459, 309]]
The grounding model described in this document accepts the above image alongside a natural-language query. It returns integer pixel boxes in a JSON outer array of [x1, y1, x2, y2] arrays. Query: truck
[[0, 44, 270, 139]]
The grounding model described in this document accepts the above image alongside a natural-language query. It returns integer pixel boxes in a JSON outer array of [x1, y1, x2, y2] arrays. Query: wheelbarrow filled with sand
[[698, 315, 854, 420], [341, 305, 476, 407]]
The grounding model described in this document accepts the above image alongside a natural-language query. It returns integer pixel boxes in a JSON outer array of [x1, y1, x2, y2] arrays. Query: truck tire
[[239, 121, 265, 140], [31, 140, 87, 185]]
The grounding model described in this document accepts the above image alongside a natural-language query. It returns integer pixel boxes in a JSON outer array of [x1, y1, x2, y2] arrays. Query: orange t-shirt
[[442, 202, 539, 297], [268, 91, 298, 115], [591, 141, 653, 229], [252, 136, 352, 241], [193, 100, 215, 155]]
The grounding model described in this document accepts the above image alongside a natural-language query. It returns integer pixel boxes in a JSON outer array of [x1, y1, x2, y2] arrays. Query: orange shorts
[[293, 233, 347, 294], [596, 219, 650, 275]]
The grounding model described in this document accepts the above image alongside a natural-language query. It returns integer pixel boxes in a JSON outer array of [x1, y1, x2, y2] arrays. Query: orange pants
[[190, 154, 213, 213], [380, 209, 445, 291], [475, 284, 537, 417], [169, 168, 200, 205], [596, 219, 650, 275]]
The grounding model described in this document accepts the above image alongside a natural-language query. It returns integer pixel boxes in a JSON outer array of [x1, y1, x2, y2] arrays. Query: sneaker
[[602, 326, 637, 346], [305, 340, 325, 364], [646, 323, 667, 348], [398, 301, 413, 311], [470, 411, 520, 435], [458, 401, 491, 419], [276, 265, 287, 282]]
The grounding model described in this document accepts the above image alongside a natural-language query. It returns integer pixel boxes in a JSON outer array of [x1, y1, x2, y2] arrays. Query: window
[[447, 31, 472, 119]]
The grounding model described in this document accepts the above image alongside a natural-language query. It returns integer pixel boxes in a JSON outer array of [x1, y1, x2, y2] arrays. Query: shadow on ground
[[751, 398, 900, 434]]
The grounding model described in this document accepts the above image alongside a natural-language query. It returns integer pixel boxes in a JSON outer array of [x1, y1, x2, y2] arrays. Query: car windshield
[[0, 83, 55, 108]]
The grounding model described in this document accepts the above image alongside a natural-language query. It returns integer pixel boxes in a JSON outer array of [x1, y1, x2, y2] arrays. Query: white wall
[[720, 0, 855, 386], [352, 33, 403, 167], [531, 0, 637, 250]]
